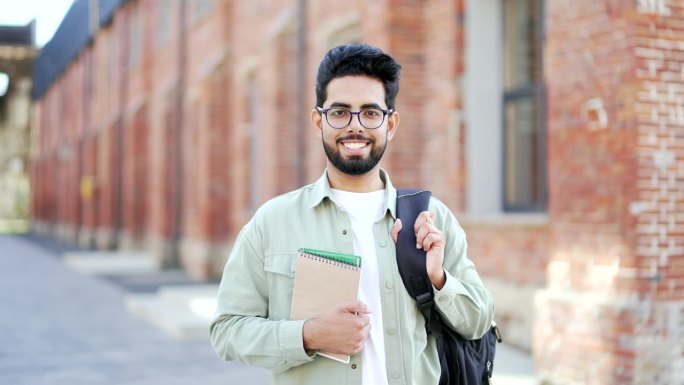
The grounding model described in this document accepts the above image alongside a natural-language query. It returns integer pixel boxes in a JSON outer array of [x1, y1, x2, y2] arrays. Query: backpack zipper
[[486, 361, 492, 384]]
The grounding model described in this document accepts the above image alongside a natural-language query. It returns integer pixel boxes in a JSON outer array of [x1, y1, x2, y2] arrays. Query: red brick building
[[30, 0, 683, 384]]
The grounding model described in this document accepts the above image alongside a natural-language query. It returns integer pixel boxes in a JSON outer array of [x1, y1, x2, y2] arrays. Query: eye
[[328, 108, 350, 117], [361, 109, 382, 119]]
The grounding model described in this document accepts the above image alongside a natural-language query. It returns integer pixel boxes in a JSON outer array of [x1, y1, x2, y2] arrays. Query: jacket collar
[[308, 169, 398, 219]]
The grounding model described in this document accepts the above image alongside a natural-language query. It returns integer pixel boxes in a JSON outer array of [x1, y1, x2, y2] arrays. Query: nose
[[345, 112, 365, 133]]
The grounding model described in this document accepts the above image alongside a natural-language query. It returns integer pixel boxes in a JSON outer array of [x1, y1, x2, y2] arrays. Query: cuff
[[278, 320, 316, 365], [433, 271, 470, 304]]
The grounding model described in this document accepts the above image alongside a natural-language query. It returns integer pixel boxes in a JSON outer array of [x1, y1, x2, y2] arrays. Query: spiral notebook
[[290, 248, 362, 364]]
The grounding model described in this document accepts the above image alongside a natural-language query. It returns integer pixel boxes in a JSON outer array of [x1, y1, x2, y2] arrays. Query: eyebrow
[[328, 102, 385, 109]]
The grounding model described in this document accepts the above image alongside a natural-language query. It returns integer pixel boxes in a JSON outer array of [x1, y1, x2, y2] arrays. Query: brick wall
[[29, 0, 534, 333], [420, 0, 466, 211], [631, 1, 684, 381], [462, 215, 550, 349], [30, 1, 683, 381], [178, 0, 233, 277], [535, 1, 684, 383]]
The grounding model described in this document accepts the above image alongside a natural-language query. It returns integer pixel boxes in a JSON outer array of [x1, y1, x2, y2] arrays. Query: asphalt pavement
[[0, 234, 269, 385]]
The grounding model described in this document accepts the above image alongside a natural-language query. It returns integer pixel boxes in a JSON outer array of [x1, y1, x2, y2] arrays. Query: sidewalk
[[0, 233, 538, 385], [0, 234, 269, 385]]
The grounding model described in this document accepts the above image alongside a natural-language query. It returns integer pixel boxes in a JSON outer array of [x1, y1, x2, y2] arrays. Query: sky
[[0, 0, 74, 47]]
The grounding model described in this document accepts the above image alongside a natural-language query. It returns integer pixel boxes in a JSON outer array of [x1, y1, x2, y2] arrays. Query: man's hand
[[390, 212, 446, 290], [302, 300, 371, 355]]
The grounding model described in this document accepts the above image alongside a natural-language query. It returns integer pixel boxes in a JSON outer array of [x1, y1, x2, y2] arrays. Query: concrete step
[[63, 250, 158, 276], [158, 284, 219, 320], [126, 293, 211, 339], [125, 284, 219, 339]]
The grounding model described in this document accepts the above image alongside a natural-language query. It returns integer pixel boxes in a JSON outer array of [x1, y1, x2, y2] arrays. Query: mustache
[[336, 134, 373, 143]]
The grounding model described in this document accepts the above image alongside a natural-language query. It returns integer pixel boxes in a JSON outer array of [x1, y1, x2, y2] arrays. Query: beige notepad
[[290, 248, 362, 364]]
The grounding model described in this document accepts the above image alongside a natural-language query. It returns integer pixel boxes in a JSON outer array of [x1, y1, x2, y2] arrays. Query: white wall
[[465, 0, 503, 215]]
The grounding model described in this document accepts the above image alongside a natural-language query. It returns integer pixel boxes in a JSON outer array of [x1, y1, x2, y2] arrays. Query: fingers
[[351, 319, 371, 353], [337, 302, 372, 355], [304, 303, 372, 354], [414, 211, 442, 250], [418, 230, 444, 251], [356, 314, 371, 332], [339, 300, 371, 315], [414, 211, 434, 232], [390, 218, 402, 243]]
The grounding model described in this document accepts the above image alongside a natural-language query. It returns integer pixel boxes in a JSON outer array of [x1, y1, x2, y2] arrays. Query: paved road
[[0, 234, 270, 385]]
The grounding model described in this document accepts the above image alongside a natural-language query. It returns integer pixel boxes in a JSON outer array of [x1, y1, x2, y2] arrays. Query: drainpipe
[[295, 0, 307, 186]]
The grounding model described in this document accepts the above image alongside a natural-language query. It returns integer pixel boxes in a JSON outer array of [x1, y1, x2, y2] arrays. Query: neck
[[326, 165, 385, 193]]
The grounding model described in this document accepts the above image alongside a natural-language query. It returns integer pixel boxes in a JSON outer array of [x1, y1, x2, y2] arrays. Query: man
[[210, 44, 494, 385]]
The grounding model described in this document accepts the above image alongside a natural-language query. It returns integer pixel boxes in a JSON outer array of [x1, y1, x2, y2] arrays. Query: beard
[[322, 134, 387, 176]]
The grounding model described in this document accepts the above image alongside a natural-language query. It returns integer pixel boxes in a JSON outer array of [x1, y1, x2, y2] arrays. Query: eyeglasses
[[317, 106, 394, 129]]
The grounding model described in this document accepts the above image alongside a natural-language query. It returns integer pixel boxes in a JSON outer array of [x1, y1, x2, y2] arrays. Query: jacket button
[[351, 364, 357, 369], [342, 230, 347, 235]]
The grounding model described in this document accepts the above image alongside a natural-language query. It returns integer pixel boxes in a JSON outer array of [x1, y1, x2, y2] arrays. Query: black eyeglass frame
[[316, 106, 395, 129]]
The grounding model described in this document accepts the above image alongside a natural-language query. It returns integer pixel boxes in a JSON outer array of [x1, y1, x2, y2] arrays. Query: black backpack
[[395, 189, 502, 385]]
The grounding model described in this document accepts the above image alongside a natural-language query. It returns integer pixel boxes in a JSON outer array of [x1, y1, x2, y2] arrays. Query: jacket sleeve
[[429, 199, 495, 339], [209, 221, 314, 373]]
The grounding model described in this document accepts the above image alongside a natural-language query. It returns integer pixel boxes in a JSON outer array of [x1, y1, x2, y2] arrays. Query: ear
[[386, 110, 400, 141], [311, 108, 323, 138]]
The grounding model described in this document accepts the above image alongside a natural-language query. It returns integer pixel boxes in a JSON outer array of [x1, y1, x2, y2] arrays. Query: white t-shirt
[[330, 189, 388, 385]]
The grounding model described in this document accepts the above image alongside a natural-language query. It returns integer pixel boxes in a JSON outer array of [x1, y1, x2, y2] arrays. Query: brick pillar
[[78, 134, 99, 248], [424, 0, 466, 211], [65, 139, 80, 242], [385, 0, 426, 190], [120, 107, 148, 250], [95, 122, 119, 249], [30, 156, 49, 234], [205, 66, 232, 273], [180, 66, 232, 279], [150, 96, 182, 266], [535, 2, 684, 384], [274, 30, 298, 195]]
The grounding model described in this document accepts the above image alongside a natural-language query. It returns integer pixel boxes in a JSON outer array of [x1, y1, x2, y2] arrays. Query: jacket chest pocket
[[264, 252, 297, 320]]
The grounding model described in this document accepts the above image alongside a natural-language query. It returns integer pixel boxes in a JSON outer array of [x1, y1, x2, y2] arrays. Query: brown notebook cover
[[290, 248, 362, 363]]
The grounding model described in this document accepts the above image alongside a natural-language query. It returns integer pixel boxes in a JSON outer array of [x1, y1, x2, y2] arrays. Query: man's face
[[312, 75, 398, 176]]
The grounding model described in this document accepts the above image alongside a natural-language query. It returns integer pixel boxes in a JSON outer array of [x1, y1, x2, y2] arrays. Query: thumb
[[390, 218, 402, 243]]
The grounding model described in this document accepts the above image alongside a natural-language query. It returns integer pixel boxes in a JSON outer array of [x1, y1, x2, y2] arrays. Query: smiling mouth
[[342, 142, 369, 150]]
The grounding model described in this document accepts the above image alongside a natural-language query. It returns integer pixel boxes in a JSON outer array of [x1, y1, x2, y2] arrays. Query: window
[[502, 0, 546, 211]]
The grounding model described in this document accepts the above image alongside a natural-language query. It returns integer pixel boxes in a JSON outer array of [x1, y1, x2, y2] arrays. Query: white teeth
[[343, 142, 367, 150]]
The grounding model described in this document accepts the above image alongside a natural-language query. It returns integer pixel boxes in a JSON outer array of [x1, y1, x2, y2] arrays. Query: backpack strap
[[397, 189, 503, 385], [395, 189, 441, 334]]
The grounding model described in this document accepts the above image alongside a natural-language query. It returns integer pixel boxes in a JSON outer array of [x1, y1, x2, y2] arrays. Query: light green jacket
[[210, 170, 494, 385]]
